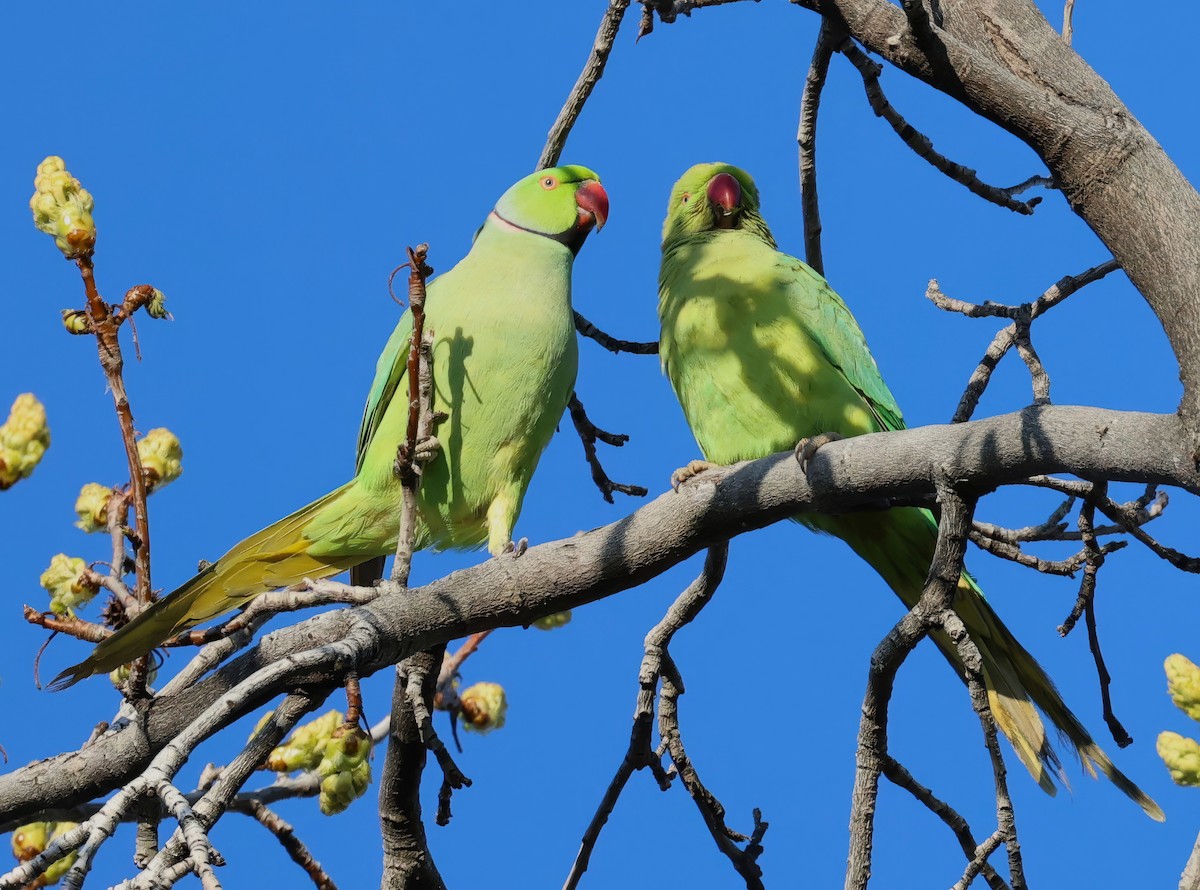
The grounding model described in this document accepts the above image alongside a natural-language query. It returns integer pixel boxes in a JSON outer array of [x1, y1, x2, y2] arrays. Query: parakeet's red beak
[[707, 172, 741, 229], [575, 180, 609, 232]]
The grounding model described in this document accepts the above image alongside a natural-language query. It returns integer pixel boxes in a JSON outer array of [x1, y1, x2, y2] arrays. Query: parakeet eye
[[541, 176, 558, 190], [681, 193, 690, 204]]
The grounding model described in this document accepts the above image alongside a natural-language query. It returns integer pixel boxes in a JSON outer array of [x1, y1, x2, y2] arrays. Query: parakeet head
[[660, 163, 774, 247], [490, 165, 608, 255]]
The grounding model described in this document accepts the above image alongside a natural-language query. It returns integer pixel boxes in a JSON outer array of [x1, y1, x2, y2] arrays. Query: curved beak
[[707, 172, 741, 229], [575, 180, 609, 232]]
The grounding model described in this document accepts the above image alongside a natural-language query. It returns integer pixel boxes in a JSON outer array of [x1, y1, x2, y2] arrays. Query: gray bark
[[2, 406, 1195, 831], [815, 0, 1200, 430]]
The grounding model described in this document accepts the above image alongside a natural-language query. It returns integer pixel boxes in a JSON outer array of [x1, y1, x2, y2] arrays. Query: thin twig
[[882, 759, 1009, 890], [951, 830, 1006, 890], [942, 610, 1027, 890], [75, 256, 154, 606], [797, 20, 834, 275], [538, 0, 632, 170], [969, 529, 1126, 575], [403, 661, 471, 826], [1062, 0, 1076, 45], [240, 800, 338, 890], [391, 243, 436, 588], [928, 259, 1120, 422], [836, 38, 1043, 214], [564, 545, 727, 890]]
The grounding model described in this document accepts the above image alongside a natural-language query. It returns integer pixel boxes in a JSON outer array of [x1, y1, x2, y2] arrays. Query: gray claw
[[794, 432, 845, 475]]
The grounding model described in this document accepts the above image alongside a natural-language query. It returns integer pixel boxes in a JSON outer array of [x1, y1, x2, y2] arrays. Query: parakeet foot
[[503, 537, 529, 559], [794, 432, 845, 475], [671, 459, 719, 492]]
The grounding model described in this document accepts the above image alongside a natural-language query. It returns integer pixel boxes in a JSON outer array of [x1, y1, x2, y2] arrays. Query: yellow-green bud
[[0, 394, 50, 490], [1158, 731, 1200, 787], [460, 681, 507, 734], [11, 821, 50, 860], [11, 821, 78, 883], [60, 309, 91, 335], [109, 661, 157, 690], [146, 289, 171, 320], [137, 428, 183, 492], [40, 554, 100, 616], [30, 156, 96, 259], [74, 482, 115, 533], [263, 709, 343, 773], [533, 610, 572, 631], [317, 725, 372, 815], [1166, 654, 1200, 722]]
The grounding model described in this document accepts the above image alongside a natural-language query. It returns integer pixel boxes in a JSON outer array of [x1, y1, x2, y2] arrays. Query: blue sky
[[2, 1, 1199, 886]]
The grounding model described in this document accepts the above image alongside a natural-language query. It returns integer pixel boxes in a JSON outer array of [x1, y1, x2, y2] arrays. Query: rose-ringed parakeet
[[657, 162, 1161, 819], [50, 165, 609, 690]]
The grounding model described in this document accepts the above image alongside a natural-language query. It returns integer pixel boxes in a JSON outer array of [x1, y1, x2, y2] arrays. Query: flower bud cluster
[[30, 156, 96, 258], [0, 394, 50, 489], [1159, 654, 1200, 787]]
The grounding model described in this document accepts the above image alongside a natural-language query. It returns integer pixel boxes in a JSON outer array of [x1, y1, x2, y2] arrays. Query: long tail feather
[[803, 507, 1164, 821], [48, 484, 361, 690]]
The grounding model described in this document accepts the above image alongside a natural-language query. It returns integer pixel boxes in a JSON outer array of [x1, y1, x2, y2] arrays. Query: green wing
[[355, 310, 414, 474], [783, 256, 907, 434]]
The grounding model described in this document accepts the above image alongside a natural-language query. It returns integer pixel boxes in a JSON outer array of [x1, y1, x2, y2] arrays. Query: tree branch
[[3, 407, 1195, 829], [797, 19, 835, 275], [538, 0, 632, 170], [835, 36, 1045, 215]]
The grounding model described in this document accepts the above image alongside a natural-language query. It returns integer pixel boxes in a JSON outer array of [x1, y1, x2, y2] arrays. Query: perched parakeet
[[657, 162, 1162, 819], [50, 166, 609, 690]]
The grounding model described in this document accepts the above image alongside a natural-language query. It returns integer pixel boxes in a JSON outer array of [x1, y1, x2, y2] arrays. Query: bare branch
[[379, 652, 448, 890], [942, 609, 1027, 890], [1062, 0, 1076, 44], [797, 19, 835, 275], [882, 759, 1009, 890], [238, 800, 338, 890], [538, 0, 632, 170], [565, 545, 729, 889], [3, 407, 1195, 831], [835, 37, 1044, 215], [929, 259, 1120, 422]]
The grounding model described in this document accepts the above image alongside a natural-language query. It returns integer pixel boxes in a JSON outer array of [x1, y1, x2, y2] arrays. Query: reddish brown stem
[[401, 245, 431, 479], [23, 605, 111, 643], [76, 256, 152, 607], [344, 674, 363, 727]]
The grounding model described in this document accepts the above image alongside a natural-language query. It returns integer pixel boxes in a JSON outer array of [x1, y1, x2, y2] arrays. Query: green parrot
[[657, 162, 1162, 820], [50, 165, 609, 690]]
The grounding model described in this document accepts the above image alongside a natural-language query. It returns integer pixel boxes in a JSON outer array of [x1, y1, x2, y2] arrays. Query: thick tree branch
[[810, 0, 1200, 431], [4, 407, 1196, 828]]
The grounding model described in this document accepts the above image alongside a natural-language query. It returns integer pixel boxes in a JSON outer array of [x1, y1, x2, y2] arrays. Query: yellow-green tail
[[48, 484, 362, 691], [803, 507, 1164, 821]]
